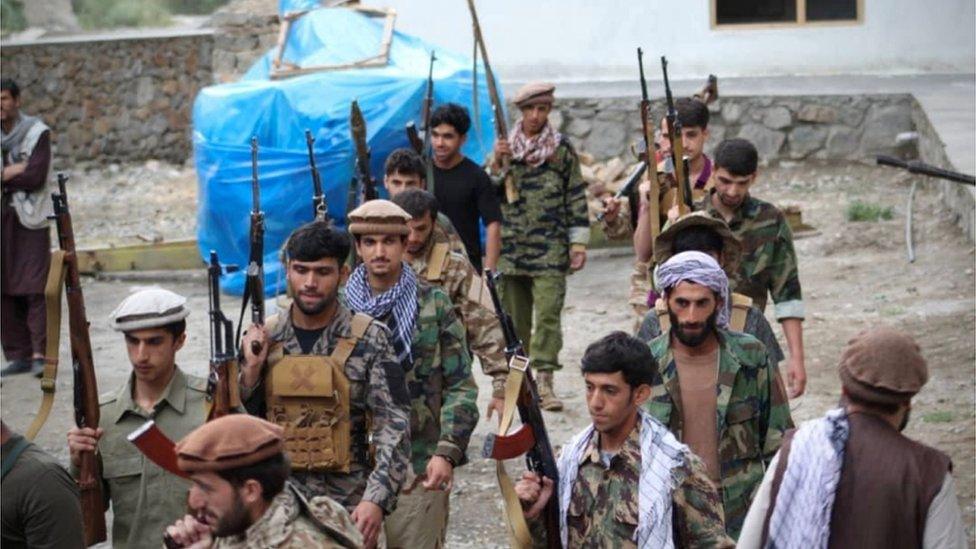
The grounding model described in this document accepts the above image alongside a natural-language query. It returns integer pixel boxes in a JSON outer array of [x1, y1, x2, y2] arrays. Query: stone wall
[[210, 8, 278, 83], [0, 31, 213, 164], [544, 94, 917, 163]]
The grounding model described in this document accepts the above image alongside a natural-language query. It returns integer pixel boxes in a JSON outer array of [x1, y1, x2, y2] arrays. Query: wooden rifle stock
[[349, 100, 378, 208], [637, 48, 662, 250], [51, 173, 108, 545], [127, 420, 188, 479], [206, 251, 240, 421], [661, 56, 692, 216]]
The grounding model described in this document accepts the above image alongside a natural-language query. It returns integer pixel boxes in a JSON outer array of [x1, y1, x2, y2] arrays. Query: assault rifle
[[237, 137, 265, 356], [661, 56, 694, 214], [482, 270, 561, 549], [206, 250, 241, 420], [466, 0, 515, 203], [594, 161, 648, 223], [306, 129, 330, 222], [349, 100, 378, 215], [50, 173, 108, 545], [636, 48, 662, 245], [406, 51, 437, 191]]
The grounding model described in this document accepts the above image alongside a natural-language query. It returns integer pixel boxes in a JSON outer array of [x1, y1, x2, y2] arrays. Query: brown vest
[[764, 412, 950, 549]]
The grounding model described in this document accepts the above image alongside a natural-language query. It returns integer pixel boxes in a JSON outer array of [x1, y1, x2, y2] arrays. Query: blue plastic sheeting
[[193, 7, 500, 295]]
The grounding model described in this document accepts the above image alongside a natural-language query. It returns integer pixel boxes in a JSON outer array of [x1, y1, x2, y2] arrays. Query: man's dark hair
[[430, 103, 471, 136], [673, 226, 724, 257], [161, 320, 186, 340], [676, 97, 709, 129], [284, 221, 350, 263], [843, 390, 904, 416], [391, 188, 439, 221], [1, 79, 20, 99], [713, 138, 759, 176], [384, 148, 425, 178], [217, 453, 290, 503], [580, 331, 658, 389]]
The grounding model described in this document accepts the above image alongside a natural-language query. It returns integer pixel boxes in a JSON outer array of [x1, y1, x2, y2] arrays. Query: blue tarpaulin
[[193, 6, 500, 295]]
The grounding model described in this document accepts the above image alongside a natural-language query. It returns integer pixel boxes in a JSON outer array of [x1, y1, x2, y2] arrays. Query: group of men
[[1, 73, 968, 549]]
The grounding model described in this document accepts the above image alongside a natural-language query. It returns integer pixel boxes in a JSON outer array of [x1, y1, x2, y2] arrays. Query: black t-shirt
[[293, 325, 325, 354], [433, 157, 503, 272]]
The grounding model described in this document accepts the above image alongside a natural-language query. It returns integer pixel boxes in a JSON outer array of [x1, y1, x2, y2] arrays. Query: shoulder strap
[[730, 293, 753, 332], [1, 438, 31, 479], [330, 313, 373, 365], [426, 242, 451, 282], [655, 298, 670, 332], [25, 250, 66, 441]]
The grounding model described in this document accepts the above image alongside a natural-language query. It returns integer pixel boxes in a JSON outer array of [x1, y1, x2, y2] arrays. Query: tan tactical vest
[[264, 313, 373, 473], [656, 293, 752, 332], [424, 242, 451, 282]]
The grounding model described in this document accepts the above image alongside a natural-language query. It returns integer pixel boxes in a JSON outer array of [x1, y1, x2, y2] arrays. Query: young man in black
[[429, 103, 503, 273]]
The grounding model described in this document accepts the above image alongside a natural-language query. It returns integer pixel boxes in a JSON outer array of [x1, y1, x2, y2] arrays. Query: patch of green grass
[[846, 201, 894, 222], [880, 305, 905, 317], [75, 0, 171, 30], [1, 0, 27, 34], [922, 411, 954, 423]]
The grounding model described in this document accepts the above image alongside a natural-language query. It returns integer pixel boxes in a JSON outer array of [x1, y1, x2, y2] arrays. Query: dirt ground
[[1, 161, 973, 546]]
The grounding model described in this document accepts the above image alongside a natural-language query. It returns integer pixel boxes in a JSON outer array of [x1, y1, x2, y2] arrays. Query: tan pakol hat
[[176, 414, 284, 473], [654, 211, 743, 273], [347, 199, 411, 236], [109, 288, 190, 332], [513, 81, 555, 107], [838, 326, 928, 406]]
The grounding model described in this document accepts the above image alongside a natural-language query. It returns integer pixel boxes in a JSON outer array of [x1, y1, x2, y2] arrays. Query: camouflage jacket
[[496, 139, 590, 276], [408, 236, 508, 398], [564, 423, 734, 548], [701, 192, 804, 319], [240, 305, 411, 515], [402, 282, 479, 473], [434, 212, 467, 257], [213, 484, 361, 548], [645, 329, 794, 539]]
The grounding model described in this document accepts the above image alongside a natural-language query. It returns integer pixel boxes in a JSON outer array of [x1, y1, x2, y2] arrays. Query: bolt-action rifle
[[306, 129, 330, 223], [50, 173, 108, 546], [636, 48, 663, 248], [661, 56, 694, 214], [406, 51, 437, 191], [482, 270, 561, 548], [206, 250, 241, 420], [236, 137, 265, 356], [349, 100, 378, 216]]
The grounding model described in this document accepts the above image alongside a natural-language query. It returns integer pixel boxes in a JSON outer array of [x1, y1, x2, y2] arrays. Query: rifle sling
[[493, 356, 536, 548], [26, 250, 67, 441]]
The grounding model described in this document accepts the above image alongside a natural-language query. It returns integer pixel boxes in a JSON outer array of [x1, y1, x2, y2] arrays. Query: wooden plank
[[76, 239, 202, 274]]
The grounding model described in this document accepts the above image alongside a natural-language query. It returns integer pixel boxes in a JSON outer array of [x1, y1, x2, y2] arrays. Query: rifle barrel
[[876, 155, 976, 186]]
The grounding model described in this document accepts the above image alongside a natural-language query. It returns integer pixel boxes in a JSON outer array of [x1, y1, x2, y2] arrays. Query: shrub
[[74, 0, 171, 29], [1, 0, 27, 33], [846, 201, 893, 222]]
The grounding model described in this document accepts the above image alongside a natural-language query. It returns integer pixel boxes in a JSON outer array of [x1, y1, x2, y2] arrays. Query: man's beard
[[211, 490, 251, 538], [670, 308, 719, 347], [293, 290, 336, 316]]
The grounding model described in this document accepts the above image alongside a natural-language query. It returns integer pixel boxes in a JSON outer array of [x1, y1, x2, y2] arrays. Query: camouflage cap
[[109, 288, 190, 332], [513, 81, 555, 107], [176, 414, 284, 473], [838, 327, 928, 405], [347, 199, 411, 236], [654, 211, 742, 273]]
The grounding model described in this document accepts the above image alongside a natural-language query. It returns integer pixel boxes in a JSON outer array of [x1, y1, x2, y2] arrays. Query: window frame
[[710, 0, 864, 30]]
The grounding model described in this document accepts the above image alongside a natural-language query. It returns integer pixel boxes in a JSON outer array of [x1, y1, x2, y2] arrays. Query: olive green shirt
[[90, 367, 209, 549]]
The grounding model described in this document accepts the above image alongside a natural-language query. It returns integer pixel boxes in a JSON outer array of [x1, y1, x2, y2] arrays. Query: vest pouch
[[267, 354, 352, 473]]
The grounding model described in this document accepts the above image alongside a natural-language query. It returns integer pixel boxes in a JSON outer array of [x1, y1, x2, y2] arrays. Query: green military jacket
[[701, 192, 804, 319], [406, 282, 479, 473], [645, 329, 793, 539], [496, 139, 590, 276], [94, 367, 209, 549]]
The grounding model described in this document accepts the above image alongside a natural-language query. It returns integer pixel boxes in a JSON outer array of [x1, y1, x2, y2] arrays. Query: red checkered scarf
[[508, 119, 561, 168]]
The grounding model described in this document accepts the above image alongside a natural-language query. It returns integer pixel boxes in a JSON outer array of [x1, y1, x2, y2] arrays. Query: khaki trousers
[[385, 487, 450, 549]]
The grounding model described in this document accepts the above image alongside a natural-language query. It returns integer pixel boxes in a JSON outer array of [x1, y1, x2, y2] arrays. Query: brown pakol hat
[[347, 199, 411, 236], [175, 415, 284, 473], [654, 211, 743, 273], [513, 81, 555, 107], [838, 326, 928, 406]]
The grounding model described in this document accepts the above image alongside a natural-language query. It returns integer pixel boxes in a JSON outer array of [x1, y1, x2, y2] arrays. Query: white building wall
[[368, 0, 976, 82]]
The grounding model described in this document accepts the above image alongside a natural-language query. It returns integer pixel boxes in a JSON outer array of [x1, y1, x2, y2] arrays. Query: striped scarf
[[345, 262, 418, 371], [508, 119, 561, 168]]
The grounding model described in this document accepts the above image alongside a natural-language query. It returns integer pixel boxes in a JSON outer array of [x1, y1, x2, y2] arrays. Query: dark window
[[716, 0, 797, 24], [807, 0, 858, 21]]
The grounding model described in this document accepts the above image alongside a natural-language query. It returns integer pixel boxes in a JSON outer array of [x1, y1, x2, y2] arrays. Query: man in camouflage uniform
[[343, 200, 479, 548], [383, 148, 467, 257], [645, 251, 793, 539], [392, 188, 509, 421], [491, 81, 589, 411], [241, 221, 411, 548], [163, 414, 362, 548], [700, 138, 807, 398], [515, 332, 733, 547]]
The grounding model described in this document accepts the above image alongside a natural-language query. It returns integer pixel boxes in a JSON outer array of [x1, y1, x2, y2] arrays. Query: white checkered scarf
[[766, 408, 851, 549], [557, 409, 688, 548], [345, 262, 418, 371], [655, 251, 731, 328], [508, 118, 561, 168]]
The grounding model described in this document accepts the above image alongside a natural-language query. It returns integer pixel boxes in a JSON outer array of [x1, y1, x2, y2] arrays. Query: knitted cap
[[109, 288, 190, 332], [347, 199, 411, 236], [654, 211, 742, 273], [175, 415, 284, 473], [838, 327, 928, 406], [513, 81, 555, 107]]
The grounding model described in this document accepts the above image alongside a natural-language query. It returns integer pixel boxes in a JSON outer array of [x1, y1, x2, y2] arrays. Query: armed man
[[701, 138, 807, 398], [514, 332, 734, 548], [343, 199, 479, 548], [490, 81, 590, 411], [65, 288, 209, 548], [646, 251, 793, 539], [240, 221, 411, 549], [383, 147, 467, 256], [162, 414, 362, 548], [392, 188, 509, 420]]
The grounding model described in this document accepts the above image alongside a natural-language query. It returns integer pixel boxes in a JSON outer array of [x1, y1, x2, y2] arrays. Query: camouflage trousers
[[499, 274, 566, 372], [385, 485, 450, 549]]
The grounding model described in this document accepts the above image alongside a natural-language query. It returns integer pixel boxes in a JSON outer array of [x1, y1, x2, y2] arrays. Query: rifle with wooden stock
[[206, 250, 240, 420], [661, 56, 694, 215], [50, 173, 108, 545], [637, 48, 662, 248], [237, 136, 265, 356], [482, 270, 561, 548], [349, 100, 378, 214], [406, 51, 437, 191], [305, 129, 330, 223]]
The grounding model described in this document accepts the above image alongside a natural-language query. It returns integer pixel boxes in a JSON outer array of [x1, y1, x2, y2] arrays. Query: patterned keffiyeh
[[345, 262, 418, 371], [508, 119, 561, 168]]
